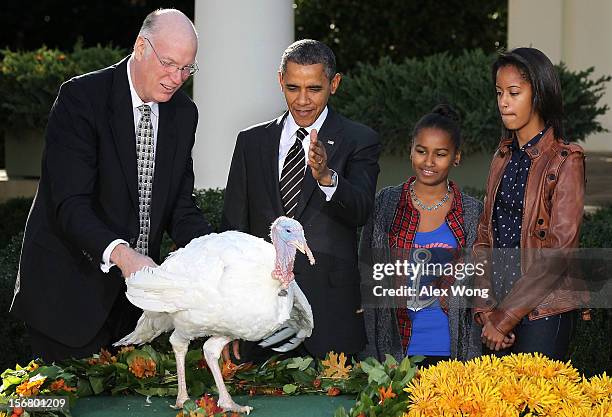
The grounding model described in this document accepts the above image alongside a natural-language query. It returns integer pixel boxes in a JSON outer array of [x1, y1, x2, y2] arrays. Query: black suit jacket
[[11, 57, 212, 347], [222, 109, 381, 357]]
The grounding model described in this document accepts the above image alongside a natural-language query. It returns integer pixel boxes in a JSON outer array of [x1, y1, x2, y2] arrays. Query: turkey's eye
[[285, 229, 291, 233]]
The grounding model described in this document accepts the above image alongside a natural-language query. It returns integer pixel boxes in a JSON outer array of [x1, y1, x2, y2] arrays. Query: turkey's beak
[[290, 239, 316, 265]]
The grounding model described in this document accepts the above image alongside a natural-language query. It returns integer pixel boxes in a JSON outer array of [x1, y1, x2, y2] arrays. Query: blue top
[[407, 221, 456, 357], [491, 128, 546, 298]]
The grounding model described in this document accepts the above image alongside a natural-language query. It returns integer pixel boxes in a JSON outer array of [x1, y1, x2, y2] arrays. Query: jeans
[[485, 311, 576, 360]]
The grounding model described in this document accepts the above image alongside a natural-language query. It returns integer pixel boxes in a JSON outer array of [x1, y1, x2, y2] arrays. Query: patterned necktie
[[135, 104, 155, 255], [280, 128, 308, 218]]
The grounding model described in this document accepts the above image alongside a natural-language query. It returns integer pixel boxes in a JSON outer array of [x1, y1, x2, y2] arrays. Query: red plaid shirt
[[388, 177, 466, 352]]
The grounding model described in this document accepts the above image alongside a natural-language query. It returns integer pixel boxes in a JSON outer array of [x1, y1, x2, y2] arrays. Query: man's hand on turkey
[[110, 244, 157, 278]]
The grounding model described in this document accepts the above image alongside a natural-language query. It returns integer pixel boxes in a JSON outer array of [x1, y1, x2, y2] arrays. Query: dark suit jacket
[[11, 57, 212, 347], [222, 109, 381, 357]]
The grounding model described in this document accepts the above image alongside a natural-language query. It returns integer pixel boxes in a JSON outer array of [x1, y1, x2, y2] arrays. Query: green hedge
[[0, 195, 610, 374], [332, 50, 610, 156], [0, 232, 30, 371], [0, 42, 127, 131], [0, 197, 31, 249]]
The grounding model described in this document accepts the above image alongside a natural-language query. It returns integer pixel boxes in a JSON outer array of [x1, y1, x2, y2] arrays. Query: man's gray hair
[[279, 39, 337, 80], [138, 9, 161, 38]]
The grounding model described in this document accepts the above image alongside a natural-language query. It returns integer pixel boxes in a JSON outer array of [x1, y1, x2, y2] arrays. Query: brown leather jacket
[[473, 128, 586, 335]]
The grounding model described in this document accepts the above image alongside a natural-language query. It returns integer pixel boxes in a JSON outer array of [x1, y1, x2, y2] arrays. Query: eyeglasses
[[143, 37, 198, 77]]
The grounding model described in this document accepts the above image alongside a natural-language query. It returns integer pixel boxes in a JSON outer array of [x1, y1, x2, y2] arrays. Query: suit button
[[561, 150, 568, 157], [537, 218, 544, 225], [539, 231, 546, 238], [548, 174, 556, 181]]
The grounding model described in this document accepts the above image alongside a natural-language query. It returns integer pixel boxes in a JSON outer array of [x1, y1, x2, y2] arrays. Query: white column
[[508, 0, 612, 151], [192, 0, 294, 189], [562, 0, 612, 152], [508, 0, 563, 63]]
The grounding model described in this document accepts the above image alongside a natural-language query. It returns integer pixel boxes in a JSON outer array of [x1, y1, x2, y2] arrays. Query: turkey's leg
[[203, 336, 253, 415], [170, 331, 190, 408]]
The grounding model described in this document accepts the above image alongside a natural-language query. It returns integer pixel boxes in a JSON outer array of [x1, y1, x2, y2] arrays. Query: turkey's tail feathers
[[113, 312, 173, 346], [259, 282, 314, 352]]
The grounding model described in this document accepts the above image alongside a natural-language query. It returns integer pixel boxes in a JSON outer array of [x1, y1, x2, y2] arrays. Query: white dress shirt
[[100, 57, 160, 273], [279, 107, 337, 202]]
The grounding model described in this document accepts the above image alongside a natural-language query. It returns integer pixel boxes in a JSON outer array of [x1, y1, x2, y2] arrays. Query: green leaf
[[88, 376, 105, 395], [286, 356, 314, 371], [35, 365, 62, 380], [141, 345, 161, 365], [283, 383, 298, 394], [400, 366, 416, 386], [185, 349, 203, 366], [188, 380, 206, 398], [76, 377, 93, 397], [383, 354, 398, 367], [182, 399, 197, 413], [290, 369, 316, 385], [366, 367, 389, 385], [410, 355, 425, 366], [398, 356, 413, 374], [332, 406, 348, 417]]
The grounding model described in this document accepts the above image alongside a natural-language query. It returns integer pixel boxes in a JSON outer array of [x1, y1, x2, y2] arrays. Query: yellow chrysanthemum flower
[[404, 353, 608, 417]]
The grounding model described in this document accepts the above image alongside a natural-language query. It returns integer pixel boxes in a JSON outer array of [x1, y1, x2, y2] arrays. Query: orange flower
[[327, 387, 341, 396], [222, 360, 238, 380], [88, 348, 117, 365], [195, 394, 224, 414], [49, 378, 77, 392], [321, 351, 352, 379], [378, 383, 397, 405], [221, 360, 253, 380], [129, 356, 157, 379], [15, 375, 46, 397]]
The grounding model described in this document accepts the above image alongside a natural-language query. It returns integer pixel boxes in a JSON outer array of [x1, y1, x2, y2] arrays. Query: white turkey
[[114, 216, 315, 414]]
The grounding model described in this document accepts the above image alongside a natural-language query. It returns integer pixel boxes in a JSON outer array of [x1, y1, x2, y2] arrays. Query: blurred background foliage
[[294, 0, 507, 73], [332, 51, 610, 156]]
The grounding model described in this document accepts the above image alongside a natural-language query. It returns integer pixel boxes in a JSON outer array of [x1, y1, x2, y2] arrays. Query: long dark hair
[[492, 47, 564, 140]]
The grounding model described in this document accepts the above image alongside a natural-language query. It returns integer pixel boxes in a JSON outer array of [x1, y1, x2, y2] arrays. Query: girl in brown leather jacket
[[473, 47, 585, 360]]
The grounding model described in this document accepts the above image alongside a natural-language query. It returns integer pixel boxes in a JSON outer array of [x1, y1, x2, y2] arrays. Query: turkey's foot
[[218, 396, 253, 415], [170, 394, 190, 409]]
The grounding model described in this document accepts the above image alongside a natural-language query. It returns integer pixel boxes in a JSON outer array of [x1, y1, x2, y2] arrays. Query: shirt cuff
[[101, 239, 129, 273], [318, 183, 337, 201]]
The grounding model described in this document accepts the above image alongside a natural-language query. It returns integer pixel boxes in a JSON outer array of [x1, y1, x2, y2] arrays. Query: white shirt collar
[[127, 56, 159, 117]]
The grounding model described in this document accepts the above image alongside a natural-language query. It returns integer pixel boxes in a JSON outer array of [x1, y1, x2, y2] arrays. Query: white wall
[[508, 0, 612, 152], [192, 0, 294, 189]]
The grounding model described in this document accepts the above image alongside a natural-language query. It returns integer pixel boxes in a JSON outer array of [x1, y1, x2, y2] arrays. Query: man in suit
[[10, 9, 212, 361], [222, 39, 381, 358]]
